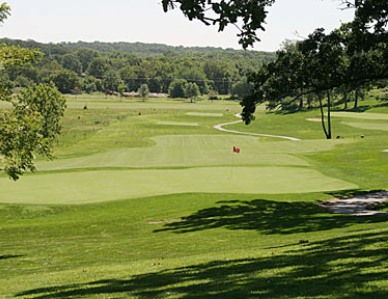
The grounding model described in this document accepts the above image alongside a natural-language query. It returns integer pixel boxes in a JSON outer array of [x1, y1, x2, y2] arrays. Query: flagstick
[[230, 151, 234, 179]]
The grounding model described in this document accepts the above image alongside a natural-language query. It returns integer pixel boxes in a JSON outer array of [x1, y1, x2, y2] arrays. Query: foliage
[[1, 83, 66, 180], [17, 83, 66, 140], [161, 0, 276, 49], [239, 1, 388, 139], [168, 78, 188, 98], [49, 69, 81, 94], [86, 57, 111, 78], [0, 3, 67, 180], [61, 53, 82, 74], [184, 81, 200, 102], [231, 77, 253, 100], [0, 38, 273, 95], [137, 83, 150, 100], [102, 70, 122, 92]]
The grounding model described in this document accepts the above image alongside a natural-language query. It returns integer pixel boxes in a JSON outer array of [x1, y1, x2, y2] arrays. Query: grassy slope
[[1, 96, 388, 298]]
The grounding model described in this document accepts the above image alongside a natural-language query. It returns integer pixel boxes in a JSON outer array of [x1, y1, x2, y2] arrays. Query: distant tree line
[[0, 38, 274, 99]]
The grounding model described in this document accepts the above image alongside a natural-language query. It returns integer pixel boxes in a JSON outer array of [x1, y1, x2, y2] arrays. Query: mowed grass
[[1, 96, 388, 298], [0, 167, 357, 204]]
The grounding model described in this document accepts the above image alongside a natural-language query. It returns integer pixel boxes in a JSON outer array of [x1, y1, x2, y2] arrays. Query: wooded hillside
[[0, 38, 274, 97]]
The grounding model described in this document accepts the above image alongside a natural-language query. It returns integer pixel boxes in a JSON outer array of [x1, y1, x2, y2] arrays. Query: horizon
[[2, 37, 277, 53], [1, 0, 355, 52]]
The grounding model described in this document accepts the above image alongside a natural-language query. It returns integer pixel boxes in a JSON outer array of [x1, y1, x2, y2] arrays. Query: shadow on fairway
[[0, 254, 24, 260], [16, 231, 388, 299], [154, 198, 388, 235]]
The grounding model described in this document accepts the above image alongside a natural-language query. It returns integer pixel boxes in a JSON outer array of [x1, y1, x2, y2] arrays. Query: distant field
[[1, 95, 387, 298]]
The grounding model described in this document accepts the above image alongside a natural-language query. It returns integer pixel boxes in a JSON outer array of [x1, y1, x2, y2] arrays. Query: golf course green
[[0, 95, 387, 298]]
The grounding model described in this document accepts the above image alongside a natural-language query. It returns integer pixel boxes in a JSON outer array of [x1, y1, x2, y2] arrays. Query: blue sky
[[1, 0, 354, 51]]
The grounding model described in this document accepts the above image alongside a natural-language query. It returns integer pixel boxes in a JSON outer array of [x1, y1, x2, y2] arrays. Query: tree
[[17, 83, 66, 140], [231, 77, 253, 100], [1, 83, 66, 180], [185, 82, 200, 102], [161, 0, 276, 49], [137, 83, 150, 101], [178, 62, 209, 94], [75, 48, 99, 73], [49, 69, 82, 94], [0, 4, 66, 180], [196, 1, 385, 138], [87, 57, 110, 78], [242, 28, 349, 139], [61, 53, 82, 75], [119, 66, 138, 92], [204, 61, 232, 95], [102, 70, 122, 92], [168, 79, 188, 98], [163, 1, 387, 49]]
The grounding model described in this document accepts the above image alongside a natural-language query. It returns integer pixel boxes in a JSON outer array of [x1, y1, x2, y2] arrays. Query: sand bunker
[[321, 190, 388, 216], [306, 118, 321, 122]]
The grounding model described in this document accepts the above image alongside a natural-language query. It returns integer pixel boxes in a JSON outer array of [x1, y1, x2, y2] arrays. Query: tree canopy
[[161, 0, 387, 138], [162, 0, 275, 49], [0, 4, 66, 180]]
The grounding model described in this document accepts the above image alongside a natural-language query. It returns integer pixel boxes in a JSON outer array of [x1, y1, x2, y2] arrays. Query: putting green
[[332, 111, 388, 120], [0, 166, 357, 204], [36, 135, 347, 171], [342, 121, 388, 131], [186, 112, 223, 117]]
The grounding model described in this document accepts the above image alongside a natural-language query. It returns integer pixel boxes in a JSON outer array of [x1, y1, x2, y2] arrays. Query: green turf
[[0, 167, 357, 204], [37, 135, 344, 170], [332, 111, 388, 120], [1, 95, 388, 298], [1, 193, 387, 298]]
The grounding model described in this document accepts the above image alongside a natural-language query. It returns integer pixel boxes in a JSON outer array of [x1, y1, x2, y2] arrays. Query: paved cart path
[[213, 114, 301, 141]]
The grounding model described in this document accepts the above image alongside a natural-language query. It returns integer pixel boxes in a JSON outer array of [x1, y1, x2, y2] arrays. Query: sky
[[0, 0, 355, 52]]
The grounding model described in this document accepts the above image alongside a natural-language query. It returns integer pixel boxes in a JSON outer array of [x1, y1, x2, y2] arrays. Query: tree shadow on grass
[[16, 231, 388, 299], [0, 254, 24, 260], [154, 197, 388, 235]]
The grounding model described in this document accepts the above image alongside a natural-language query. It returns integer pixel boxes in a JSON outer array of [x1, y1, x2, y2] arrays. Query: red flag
[[233, 146, 240, 153]]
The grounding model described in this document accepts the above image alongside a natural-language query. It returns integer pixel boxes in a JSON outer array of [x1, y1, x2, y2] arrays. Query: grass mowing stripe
[[186, 112, 224, 117], [157, 121, 199, 126]]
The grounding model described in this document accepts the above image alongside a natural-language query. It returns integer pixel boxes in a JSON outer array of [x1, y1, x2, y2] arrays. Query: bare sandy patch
[[321, 190, 388, 216], [306, 118, 321, 122], [148, 218, 183, 225]]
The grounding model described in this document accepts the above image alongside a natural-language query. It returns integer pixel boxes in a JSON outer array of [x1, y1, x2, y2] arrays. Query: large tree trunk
[[354, 88, 359, 109], [318, 92, 332, 140], [327, 91, 332, 139], [299, 97, 303, 110], [343, 90, 348, 110]]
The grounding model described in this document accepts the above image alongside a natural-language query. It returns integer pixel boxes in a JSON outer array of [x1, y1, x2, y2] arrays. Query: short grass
[[1, 95, 388, 298]]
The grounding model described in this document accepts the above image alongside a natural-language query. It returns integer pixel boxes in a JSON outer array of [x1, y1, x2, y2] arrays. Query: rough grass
[[1, 95, 388, 298]]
